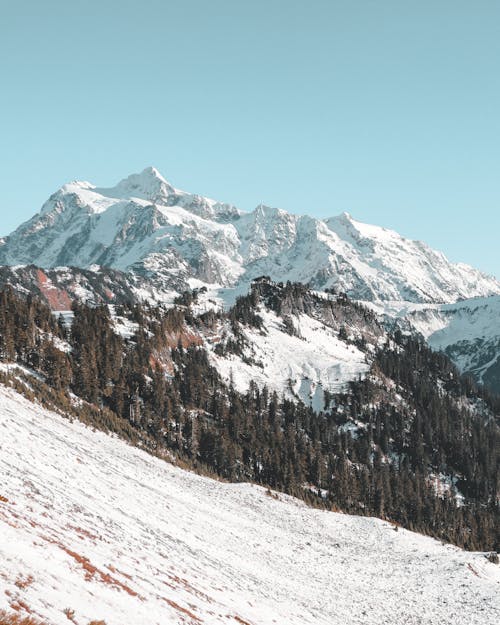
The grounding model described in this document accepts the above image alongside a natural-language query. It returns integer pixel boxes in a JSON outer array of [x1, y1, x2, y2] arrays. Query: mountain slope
[[0, 264, 160, 310], [1, 282, 498, 552], [404, 296, 500, 393], [363, 296, 500, 394], [206, 280, 385, 408], [1, 167, 499, 305], [1, 384, 499, 625]]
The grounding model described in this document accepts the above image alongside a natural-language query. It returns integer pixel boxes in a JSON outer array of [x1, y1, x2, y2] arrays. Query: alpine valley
[[0, 168, 499, 625]]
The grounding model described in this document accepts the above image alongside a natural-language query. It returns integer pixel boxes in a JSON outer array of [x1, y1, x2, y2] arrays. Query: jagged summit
[[327, 211, 397, 240], [38, 167, 176, 218], [143, 165, 165, 178], [1, 168, 499, 304], [96, 166, 177, 202]]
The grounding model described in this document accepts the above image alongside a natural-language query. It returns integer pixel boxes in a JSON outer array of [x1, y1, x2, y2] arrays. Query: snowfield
[[0, 385, 499, 625], [209, 309, 370, 410]]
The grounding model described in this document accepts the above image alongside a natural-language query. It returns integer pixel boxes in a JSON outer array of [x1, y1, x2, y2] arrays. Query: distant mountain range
[[1, 166, 499, 392], [2, 166, 498, 303]]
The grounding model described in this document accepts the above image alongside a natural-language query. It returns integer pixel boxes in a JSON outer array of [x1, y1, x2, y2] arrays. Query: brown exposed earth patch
[[0, 609, 47, 625], [232, 617, 253, 625], [162, 597, 202, 623], [67, 525, 100, 542], [14, 576, 34, 591], [36, 270, 72, 311], [167, 573, 214, 604], [49, 542, 139, 597]]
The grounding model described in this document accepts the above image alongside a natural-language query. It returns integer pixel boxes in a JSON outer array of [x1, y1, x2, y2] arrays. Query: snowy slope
[[1, 167, 498, 305], [199, 281, 386, 408], [0, 385, 499, 625], [208, 308, 372, 410], [322, 212, 499, 302], [404, 296, 500, 391], [362, 295, 500, 392]]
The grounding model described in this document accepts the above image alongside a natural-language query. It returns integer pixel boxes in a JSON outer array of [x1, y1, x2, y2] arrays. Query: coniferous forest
[[0, 283, 498, 552]]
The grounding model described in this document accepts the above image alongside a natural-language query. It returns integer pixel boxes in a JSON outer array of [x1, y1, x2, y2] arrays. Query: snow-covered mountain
[[1, 171, 499, 625], [1, 384, 498, 625], [1, 166, 499, 393], [361, 296, 500, 393], [405, 296, 500, 392], [1, 166, 499, 305]]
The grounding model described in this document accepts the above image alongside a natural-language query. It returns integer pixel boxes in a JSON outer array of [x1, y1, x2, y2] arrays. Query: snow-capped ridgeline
[[2, 167, 499, 392], [0, 384, 498, 625], [1, 166, 499, 304]]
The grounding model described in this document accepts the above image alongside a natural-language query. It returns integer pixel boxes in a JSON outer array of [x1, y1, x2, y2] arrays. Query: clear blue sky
[[1, 1, 499, 276]]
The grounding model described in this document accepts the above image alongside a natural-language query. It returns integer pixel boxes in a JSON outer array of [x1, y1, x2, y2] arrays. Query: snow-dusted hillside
[[0, 264, 165, 310], [204, 283, 385, 408], [210, 308, 371, 410], [0, 385, 499, 625], [1, 167, 498, 305]]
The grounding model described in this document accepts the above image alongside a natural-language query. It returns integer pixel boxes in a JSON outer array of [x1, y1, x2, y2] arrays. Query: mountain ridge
[[1, 167, 499, 392], [0, 279, 498, 555], [1, 166, 499, 305]]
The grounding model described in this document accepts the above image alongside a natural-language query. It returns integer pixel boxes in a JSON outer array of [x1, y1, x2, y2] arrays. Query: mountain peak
[[254, 203, 282, 216], [327, 211, 395, 242], [3, 168, 500, 306], [139, 165, 170, 185], [96, 166, 176, 203]]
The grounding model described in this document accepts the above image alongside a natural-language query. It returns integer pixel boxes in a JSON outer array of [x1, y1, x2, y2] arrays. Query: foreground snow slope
[[0, 386, 499, 625]]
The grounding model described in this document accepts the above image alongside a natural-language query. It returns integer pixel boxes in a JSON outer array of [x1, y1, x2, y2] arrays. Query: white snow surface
[[1, 385, 499, 625], [2, 167, 499, 305], [209, 309, 370, 409], [407, 296, 500, 347], [366, 296, 500, 385]]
